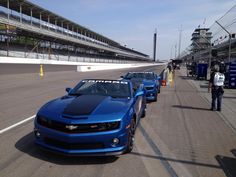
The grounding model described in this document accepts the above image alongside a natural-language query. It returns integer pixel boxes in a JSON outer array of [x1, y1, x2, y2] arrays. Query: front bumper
[[145, 89, 157, 101], [34, 124, 128, 156]]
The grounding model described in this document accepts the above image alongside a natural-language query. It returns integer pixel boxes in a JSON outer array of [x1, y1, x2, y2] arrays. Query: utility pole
[[170, 45, 173, 59], [175, 43, 177, 59], [215, 21, 231, 63], [153, 28, 157, 62], [178, 25, 183, 59]]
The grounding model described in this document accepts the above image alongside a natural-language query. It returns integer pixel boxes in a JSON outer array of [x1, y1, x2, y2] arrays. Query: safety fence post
[[39, 64, 44, 78]]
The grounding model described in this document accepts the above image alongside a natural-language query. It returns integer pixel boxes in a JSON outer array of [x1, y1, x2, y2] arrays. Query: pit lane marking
[[0, 115, 35, 134]]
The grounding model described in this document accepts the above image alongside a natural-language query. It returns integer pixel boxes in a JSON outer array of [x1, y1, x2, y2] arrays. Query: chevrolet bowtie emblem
[[65, 125, 78, 130]]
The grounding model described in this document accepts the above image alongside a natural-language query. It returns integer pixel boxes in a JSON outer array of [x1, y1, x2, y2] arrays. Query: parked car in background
[[121, 72, 161, 102]]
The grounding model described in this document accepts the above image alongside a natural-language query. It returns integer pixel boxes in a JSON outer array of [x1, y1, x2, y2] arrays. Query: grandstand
[[0, 0, 150, 62]]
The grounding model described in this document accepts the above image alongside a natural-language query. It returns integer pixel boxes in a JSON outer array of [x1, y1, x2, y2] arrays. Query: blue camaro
[[34, 79, 146, 156], [122, 72, 161, 101]]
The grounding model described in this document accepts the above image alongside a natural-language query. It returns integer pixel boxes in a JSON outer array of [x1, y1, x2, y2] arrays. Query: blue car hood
[[38, 95, 132, 121], [128, 78, 156, 87], [142, 79, 156, 86]]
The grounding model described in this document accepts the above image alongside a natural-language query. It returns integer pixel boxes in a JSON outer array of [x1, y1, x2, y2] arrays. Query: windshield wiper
[[111, 95, 129, 99], [68, 93, 83, 96]]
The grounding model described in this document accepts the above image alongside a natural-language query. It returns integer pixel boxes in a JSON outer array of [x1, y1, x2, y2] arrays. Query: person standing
[[208, 65, 225, 111], [167, 63, 173, 73]]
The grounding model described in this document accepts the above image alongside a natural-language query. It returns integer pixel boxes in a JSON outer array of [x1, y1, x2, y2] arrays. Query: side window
[[139, 84, 144, 90], [133, 83, 143, 96], [132, 83, 138, 96], [133, 87, 137, 96]]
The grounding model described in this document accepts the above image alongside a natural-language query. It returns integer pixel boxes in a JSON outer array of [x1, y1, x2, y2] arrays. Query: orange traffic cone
[[162, 69, 168, 86], [162, 80, 166, 86]]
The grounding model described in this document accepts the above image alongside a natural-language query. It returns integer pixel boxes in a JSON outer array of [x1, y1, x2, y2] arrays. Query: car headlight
[[106, 121, 120, 130], [37, 116, 46, 123], [37, 116, 52, 126], [98, 121, 120, 131]]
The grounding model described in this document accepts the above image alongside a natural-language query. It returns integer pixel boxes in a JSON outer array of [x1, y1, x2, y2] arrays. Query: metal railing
[[180, 3, 236, 64], [0, 11, 149, 61]]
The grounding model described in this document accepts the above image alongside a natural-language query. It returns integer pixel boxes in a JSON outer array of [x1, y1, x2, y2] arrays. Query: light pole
[[178, 25, 183, 59], [153, 28, 157, 62], [215, 20, 231, 63], [170, 45, 173, 59], [175, 43, 177, 59]]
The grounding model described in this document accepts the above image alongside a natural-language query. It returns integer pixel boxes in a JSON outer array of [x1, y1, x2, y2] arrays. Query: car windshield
[[70, 80, 131, 98], [124, 72, 155, 80]]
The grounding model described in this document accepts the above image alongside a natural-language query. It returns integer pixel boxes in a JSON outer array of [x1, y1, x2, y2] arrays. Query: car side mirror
[[66, 87, 72, 93], [155, 74, 161, 80], [120, 75, 124, 78], [135, 90, 144, 97]]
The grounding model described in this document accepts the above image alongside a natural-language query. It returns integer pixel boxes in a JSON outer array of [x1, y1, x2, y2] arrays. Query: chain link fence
[[180, 4, 236, 63], [210, 4, 236, 46]]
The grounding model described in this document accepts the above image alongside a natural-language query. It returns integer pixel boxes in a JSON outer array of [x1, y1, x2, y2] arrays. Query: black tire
[[141, 98, 146, 118], [125, 119, 136, 153], [153, 93, 157, 102], [141, 107, 146, 118]]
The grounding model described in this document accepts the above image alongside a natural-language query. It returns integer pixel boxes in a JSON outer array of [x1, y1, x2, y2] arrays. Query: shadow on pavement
[[172, 105, 210, 111], [179, 76, 194, 80], [15, 132, 118, 165], [215, 153, 236, 177], [179, 74, 208, 84], [200, 84, 209, 89], [131, 152, 220, 169], [223, 96, 236, 99]]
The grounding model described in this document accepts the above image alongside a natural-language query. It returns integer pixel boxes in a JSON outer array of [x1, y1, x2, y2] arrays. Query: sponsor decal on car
[[82, 80, 128, 84], [128, 72, 153, 74]]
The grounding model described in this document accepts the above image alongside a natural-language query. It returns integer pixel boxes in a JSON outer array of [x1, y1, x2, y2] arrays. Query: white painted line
[[0, 115, 36, 134]]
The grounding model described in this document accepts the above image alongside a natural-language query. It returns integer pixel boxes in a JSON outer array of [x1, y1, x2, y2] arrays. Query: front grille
[[44, 137, 104, 150], [145, 86, 154, 90], [146, 93, 152, 97], [37, 116, 120, 133]]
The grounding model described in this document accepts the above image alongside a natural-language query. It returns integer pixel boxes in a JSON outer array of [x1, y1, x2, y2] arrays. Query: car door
[[133, 84, 144, 119]]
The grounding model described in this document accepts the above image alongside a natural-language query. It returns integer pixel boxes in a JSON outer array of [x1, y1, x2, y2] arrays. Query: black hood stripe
[[63, 95, 107, 117]]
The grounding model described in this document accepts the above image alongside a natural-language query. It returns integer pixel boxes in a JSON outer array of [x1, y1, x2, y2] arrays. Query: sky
[[30, 0, 236, 60]]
